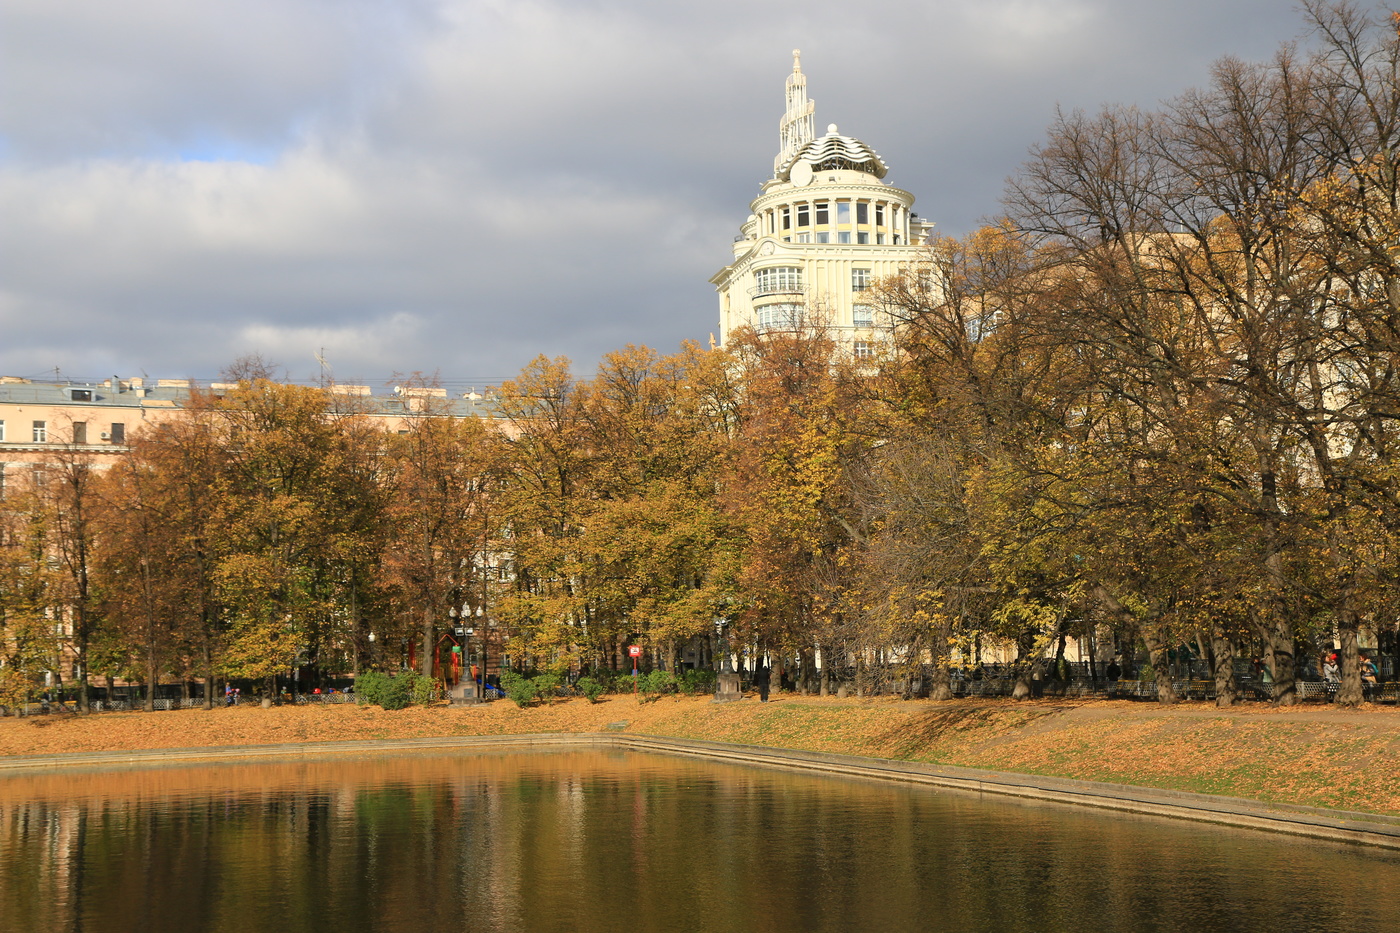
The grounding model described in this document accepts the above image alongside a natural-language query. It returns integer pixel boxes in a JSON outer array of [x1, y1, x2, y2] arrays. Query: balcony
[[749, 283, 806, 299]]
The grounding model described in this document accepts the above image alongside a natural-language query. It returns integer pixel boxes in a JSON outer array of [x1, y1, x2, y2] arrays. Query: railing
[[749, 283, 806, 299], [293, 692, 356, 704]]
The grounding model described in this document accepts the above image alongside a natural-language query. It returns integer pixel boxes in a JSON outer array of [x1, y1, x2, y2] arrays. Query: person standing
[[754, 664, 772, 703]]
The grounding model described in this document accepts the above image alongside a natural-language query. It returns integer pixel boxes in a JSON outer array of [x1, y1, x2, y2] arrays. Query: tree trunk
[[1335, 614, 1364, 708], [1265, 620, 1297, 706], [1011, 631, 1036, 700], [929, 618, 954, 701], [1210, 633, 1236, 708], [1141, 627, 1177, 705], [420, 605, 434, 679]]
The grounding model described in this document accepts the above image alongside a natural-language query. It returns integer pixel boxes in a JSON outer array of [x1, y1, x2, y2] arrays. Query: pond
[[1, 749, 1397, 932]]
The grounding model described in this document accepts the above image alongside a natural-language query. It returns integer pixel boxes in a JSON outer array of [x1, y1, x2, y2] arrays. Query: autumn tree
[[380, 380, 497, 682]]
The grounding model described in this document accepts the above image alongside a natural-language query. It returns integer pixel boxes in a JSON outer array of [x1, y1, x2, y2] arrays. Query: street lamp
[[475, 606, 488, 700], [713, 616, 741, 702], [714, 617, 733, 675]]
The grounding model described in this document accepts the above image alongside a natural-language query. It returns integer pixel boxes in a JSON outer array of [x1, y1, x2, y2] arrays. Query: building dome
[[777, 124, 889, 182]]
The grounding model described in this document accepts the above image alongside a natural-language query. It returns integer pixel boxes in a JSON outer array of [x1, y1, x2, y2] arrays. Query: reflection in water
[[1, 750, 1398, 933]]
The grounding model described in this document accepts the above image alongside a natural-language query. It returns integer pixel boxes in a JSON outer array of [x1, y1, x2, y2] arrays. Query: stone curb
[[3, 732, 1398, 850]]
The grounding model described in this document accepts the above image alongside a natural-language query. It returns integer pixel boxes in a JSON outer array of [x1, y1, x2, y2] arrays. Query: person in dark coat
[[753, 664, 772, 702]]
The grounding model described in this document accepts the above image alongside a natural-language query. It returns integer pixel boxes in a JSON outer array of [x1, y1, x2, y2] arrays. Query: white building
[[711, 51, 935, 356]]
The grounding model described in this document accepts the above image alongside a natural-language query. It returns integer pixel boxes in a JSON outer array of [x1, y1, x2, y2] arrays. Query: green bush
[[576, 676, 606, 703], [354, 671, 413, 710], [354, 671, 386, 707], [408, 671, 439, 705], [379, 675, 412, 710], [639, 670, 677, 702], [532, 673, 562, 703], [679, 669, 717, 695], [500, 671, 538, 708]]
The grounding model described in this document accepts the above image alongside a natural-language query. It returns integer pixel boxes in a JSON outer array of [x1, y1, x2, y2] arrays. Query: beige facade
[[711, 51, 934, 356], [0, 375, 503, 484]]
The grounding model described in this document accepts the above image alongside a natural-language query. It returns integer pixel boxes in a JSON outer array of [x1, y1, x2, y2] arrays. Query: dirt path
[[3, 694, 1397, 814]]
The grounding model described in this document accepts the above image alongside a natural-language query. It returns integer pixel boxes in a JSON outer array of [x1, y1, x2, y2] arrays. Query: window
[[856, 202, 869, 224], [796, 233, 811, 243], [110, 422, 125, 444], [72, 422, 87, 445], [853, 305, 874, 328], [753, 266, 802, 295], [0, 420, 5, 442], [857, 232, 869, 244], [852, 269, 872, 291], [32, 421, 46, 443], [838, 231, 851, 244], [837, 201, 851, 225], [70, 389, 92, 402], [875, 204, 885, 226], [854, 341, 873, 359], [816, 232, 830, 243], [815, 201, 829, 225], [797, 204, 809, 227], [876, 234, 885, 244], [782, 207, 791, 230], [757, 303, 802, 332]]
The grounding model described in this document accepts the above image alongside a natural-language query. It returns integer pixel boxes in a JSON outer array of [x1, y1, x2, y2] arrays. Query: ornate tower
[[775, 50, 816, 177], [711, 52, 934, 356]]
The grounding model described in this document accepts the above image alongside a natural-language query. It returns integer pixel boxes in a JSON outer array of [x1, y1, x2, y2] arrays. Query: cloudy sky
[[0, 0, 1314, 388]]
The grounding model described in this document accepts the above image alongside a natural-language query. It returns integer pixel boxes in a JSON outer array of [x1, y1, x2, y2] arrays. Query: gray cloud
[[0, 0, 1314, 384]]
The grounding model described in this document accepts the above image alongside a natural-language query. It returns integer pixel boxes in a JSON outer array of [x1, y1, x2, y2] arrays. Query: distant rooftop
[[0, 376, 504, 418]]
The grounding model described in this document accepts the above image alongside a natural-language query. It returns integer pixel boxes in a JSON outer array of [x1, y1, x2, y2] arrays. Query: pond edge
[[3, 732, 1398, 850]]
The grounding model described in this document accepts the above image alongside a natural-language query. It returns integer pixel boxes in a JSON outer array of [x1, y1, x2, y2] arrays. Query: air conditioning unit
[[99, 432, 110, 440]]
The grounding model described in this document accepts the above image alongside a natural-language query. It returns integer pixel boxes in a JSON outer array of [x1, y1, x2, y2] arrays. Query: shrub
[[500, 671, 538, 708], [354, 671, 413, 710], [576, 677, 606, 704], [378, 675, 412, 710], [354, 672, 386, 707], [639, 670, 677, 702], [679, 669, 716, 695], [532, 673, 562, 703], [408, 672, 440, 706]]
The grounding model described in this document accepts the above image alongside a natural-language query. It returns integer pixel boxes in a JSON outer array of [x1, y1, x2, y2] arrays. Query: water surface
[[1, 749, 1396, 932]]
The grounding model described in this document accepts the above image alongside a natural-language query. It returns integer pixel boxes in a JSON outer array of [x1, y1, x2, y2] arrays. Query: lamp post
[[474, 606, 486, 700], [448, 606, 461, 692], [713, 617, 742, 702]]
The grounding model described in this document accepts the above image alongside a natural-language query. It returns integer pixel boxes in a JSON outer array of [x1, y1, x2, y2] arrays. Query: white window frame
[[753, 266, 802, 294], [32, 421, 46, 443], [757, 303, 802, 333], [852, 268, 872, 291]]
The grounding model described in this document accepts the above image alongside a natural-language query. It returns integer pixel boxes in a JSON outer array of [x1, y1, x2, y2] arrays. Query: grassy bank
[[2, 694, 1397, 816]]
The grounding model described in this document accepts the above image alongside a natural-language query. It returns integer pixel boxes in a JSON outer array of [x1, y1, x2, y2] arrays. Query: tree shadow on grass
[[873, 705, 1066, 760]]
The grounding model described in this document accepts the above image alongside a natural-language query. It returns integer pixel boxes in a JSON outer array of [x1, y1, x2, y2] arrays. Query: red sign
[[628, 645, 642, 658]]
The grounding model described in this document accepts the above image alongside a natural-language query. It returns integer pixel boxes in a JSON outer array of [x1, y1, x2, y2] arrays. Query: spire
[[775, 49, 816, 177]]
